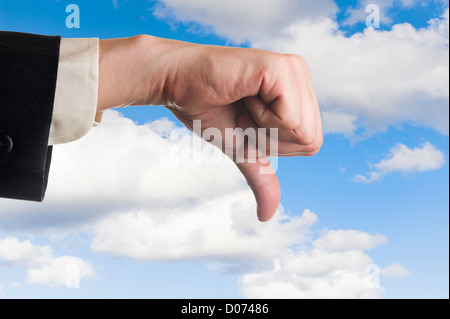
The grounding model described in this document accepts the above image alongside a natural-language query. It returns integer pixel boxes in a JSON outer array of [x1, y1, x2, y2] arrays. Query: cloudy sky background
[[0, 0, 448, 298]]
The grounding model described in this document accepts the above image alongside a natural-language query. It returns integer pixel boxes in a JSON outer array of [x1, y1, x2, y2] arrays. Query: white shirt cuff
[[48, 37, 99, 145]]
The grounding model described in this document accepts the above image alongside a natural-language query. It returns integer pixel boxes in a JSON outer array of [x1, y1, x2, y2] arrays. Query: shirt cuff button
[[0, 135, 13, 155]]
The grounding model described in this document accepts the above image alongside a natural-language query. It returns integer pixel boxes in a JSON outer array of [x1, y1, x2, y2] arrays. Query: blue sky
[[0, 0, 448, 299]]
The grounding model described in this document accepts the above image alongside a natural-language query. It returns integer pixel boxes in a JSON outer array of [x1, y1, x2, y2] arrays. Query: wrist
[[97, 34, 165, 111]]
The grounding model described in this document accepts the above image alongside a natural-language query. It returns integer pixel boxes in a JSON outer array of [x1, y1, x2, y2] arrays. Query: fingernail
[[257, 206, 263, 222]]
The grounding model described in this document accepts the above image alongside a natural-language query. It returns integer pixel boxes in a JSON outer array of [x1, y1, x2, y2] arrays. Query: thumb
[[236, 160, 280, 222]]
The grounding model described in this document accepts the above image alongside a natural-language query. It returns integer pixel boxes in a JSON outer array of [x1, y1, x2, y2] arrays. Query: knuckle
[[283, 116, 301, 131], [293, 55, 311, 75], [272, 53, 292, 70], [286, 54, 307, 66], [295, 54, 307, 66], [292, 121, 323, 148], [295, 127, 317, 146], [304, 132, 324, 156], [314, 131, 324, 152]]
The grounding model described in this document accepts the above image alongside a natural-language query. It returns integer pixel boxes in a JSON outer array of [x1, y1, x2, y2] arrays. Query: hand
[[97, 35, 323, 222]]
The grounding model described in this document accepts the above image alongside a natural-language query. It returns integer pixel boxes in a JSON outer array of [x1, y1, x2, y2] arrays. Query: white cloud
[[239, 229, 390, 299], [92, 197, 317, 262], [152, 0, 338, 43], [381, 262, 412, 277], [47, 112, 242, 204], [322, 111, 358, 136], [343, 0, 396, 27], [343, 0, 448, 26], [240, 261, 384, 299], [354, 142, 445, 183], [0, 236, 95, 288], [0, 236, 54, 268], [92, 191, 403, 298], [27, 256, 95, 288], [313, 229, 388, 252], [239, 231, 410, 299]]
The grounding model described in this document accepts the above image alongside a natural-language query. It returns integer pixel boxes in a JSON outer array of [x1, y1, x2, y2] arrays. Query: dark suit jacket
[[0, 31, 61, 201]]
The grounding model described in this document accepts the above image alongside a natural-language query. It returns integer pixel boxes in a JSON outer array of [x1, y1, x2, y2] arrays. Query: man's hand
[[97, 35, 323, 222]]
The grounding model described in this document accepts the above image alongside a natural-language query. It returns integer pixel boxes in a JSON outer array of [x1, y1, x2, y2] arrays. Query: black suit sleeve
[[0, 31, 61, 201]]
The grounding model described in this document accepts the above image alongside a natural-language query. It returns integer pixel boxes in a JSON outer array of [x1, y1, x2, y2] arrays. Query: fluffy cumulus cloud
[[381, 262, 412, 278], [343, 0, 448, 26], [48, 113, 243, 204], [312, 229, 388, 252], [91, 195, 397, 298], [151, 1, 449, 137], [354, 141, 445, 183], [92, 196, 317, 262], [321, 111, 359, 136], [152, 0, 338, 43], [0, 112, 410, 297], [0, 236, 95, 288], [239, 229, 389, 299], [26, 256, 95, 288], [0, 236, 54, 268]]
